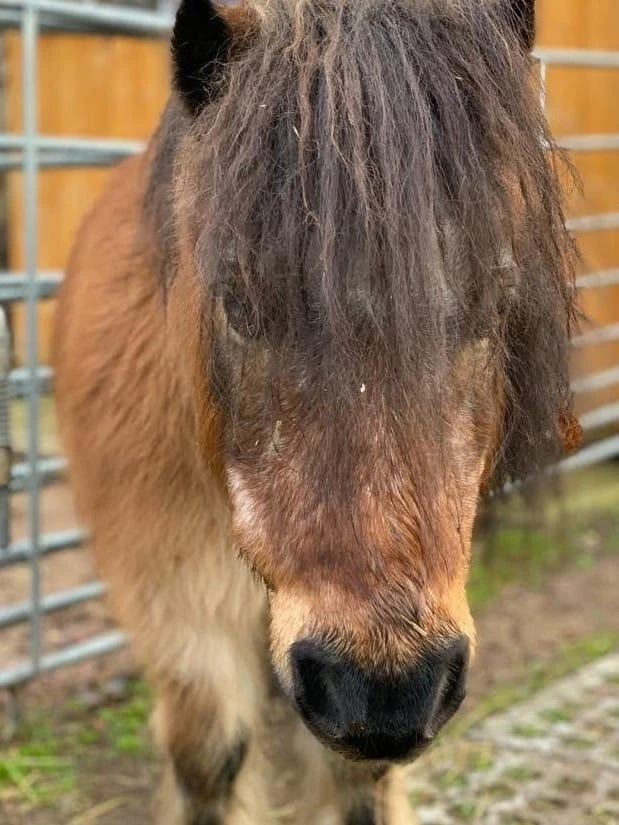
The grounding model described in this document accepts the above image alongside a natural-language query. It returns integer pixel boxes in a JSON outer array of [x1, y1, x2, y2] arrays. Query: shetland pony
[[54, 1, 577, 822]]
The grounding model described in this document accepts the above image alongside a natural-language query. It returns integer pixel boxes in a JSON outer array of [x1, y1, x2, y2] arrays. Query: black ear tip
[[172, 0, 234, 115]]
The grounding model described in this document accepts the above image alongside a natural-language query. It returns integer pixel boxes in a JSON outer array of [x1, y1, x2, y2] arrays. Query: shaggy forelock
[[163, 0, 578, 483]]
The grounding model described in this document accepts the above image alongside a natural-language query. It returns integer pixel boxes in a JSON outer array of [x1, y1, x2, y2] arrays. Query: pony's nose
[[290, 636, 469, 761]]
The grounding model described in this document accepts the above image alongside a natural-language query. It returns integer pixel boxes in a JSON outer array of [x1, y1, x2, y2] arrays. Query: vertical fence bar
[[539, 59, 547, 112], [22, 0, 42, 677], [0, 309, 11, 550]]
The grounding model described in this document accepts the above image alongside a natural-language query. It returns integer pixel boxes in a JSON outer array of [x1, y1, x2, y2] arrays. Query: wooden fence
[[3, 30, 168, 363], [3, 1, 619, 428]]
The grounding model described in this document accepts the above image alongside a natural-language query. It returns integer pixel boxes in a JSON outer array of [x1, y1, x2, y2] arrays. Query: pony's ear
[[172, 0, 256, 115], [503, 0, 536, 52]]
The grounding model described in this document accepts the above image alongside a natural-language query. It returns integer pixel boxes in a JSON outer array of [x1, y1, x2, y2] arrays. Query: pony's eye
[[222, 290, 264, 340]]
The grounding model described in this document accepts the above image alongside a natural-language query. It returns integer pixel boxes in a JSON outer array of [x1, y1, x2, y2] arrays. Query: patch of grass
[[539, 707, 572, 724], [553, 465, 619, 518], [561, 735, 595, 750], [502, 765, 541, 782], [555, 777, 594, 793], [94, 680, 151, 756], [467, 748, 494, 772], [434, 767, 470, 791], [0, 679, 152, 810], [468, 526, 556, 609], [510, 723, 545, 739], [75, 728, 99, 746], [530, 796, 569, 812], [592, 804, 618, 825], [469, 465, 619, 609], [0, 722, 75, 805], [483, 782, 515, 801], [449, 800, 478, 821]]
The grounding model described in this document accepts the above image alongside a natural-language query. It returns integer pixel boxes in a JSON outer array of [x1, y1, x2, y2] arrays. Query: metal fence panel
[[0, 0, 618, 702]]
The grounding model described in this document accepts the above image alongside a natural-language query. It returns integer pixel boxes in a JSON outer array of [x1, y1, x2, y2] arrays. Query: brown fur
[[54, 1, 577, 822]]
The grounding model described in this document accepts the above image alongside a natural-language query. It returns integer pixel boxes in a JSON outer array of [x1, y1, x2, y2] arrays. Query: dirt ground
[[1, 474, 618, 823], [467, 550, 619, 702]]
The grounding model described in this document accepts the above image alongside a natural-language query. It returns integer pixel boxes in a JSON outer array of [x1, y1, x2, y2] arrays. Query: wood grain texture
[[4, 7, 619, 424], [537, 0, 619, 420], [4, 31, 168, 363]]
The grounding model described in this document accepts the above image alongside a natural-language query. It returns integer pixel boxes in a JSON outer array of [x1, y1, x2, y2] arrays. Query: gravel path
[[408, 653, 619, 825]]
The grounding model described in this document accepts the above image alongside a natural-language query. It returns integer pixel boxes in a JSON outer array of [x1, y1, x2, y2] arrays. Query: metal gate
[[0, 0, 618, 710]]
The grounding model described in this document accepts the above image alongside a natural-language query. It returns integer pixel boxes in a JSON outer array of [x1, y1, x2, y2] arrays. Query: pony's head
[[165, 0, 576, 762]]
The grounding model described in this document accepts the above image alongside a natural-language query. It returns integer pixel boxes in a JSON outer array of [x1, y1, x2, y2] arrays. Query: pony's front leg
[[331, 762, 418, 825], [277, 710, 418, 825], [152, 645, 273, 825]]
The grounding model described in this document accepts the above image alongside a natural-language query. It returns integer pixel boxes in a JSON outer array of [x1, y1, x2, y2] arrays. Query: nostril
[[291, 640, 347, 736], [429, 635, 469, 733]]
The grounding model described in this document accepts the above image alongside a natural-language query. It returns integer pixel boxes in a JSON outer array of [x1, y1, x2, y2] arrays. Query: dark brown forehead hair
[[153, 0, 578, 486]]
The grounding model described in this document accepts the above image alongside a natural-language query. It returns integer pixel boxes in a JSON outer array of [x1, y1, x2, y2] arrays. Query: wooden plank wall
[[3, 31, 168, 364], [537, 0, 619, 421], [3, 3, 619, 431]]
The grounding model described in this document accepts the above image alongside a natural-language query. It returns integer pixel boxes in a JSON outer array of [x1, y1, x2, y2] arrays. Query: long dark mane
[[153, 0, 578, 483]]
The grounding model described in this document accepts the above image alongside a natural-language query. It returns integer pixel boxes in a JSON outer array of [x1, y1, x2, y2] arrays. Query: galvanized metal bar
[[10, 456, 67, 492], [573, 323, 619, 348], [572, 366, 619, 395], [559, 133, 619, 152], [22, 0, 42, 678], [0, 151, 134, 170], [577, 269, 619, 290], [0, 631, 126, 690], [534, 47, 619, 68], [559, 435, 619, 473], [0, 134, 144, 154], [567, 212, 619, 233], [10, 365, 53, 397], [0, 7, 21, 26], [579, 402, 619, 432], [0, 528, 84, 568], [0, 6, 162, 35], [0, 271, 61, 301], [0, 137, 143, 171], [0, 0, 172, 34], [0, 582, 105, 630], [0, 310, 11, 549]]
